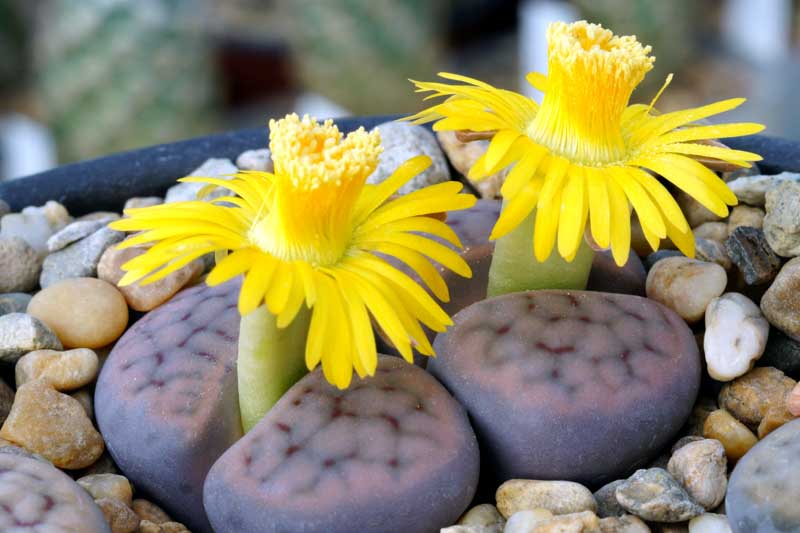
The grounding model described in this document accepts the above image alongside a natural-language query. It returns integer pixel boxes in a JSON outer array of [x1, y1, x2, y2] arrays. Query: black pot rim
[[0, 115, 796, 216]]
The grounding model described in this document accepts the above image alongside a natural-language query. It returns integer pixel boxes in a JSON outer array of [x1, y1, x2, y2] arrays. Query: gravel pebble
[[599, 514, 650, 533], [724, 227, 782, 285], [236, 148, 273, 171], [718, 367, 797, 429], [788, 383, 800, 416], [594, 480, 626, 518], [764, 180, 800, 257], [132, 498, 172, 524], [436, 130, 506, 199], [496, 479, 597, 518], [0, 292, 32, 315], [165, 158, 237, 203], [646, 257, 727, 323], [695, 238, 731, 270], [760, 257, 800, 340], [727, 205, 764, 233], [688, 513, 731, 533], [727, 171, 800, 206], [615, 468, 704, 523], [702, 409, 757, 460], [138, 521, 190, 533], [124, 196, 163, 210], [368, 122, 450, 194], [667, 439, 727, 510], [503, 509, 554, 533], [458, 503, 506, 529], [0, 237, 42, 292], [28, 277, 128, 349], [96, 497, 139, 533], [693, 222, 728, 243], [77, 473, 133, 506], [676, 191, 722, 228], [40, 226, 125, 287], [15, 348, 99, 391], [0, 379, 104, 469], [704, 293, 769, 381], [46, 217, 116, 253], [0, 313, 62, 363], [0, 201, 69, 255]]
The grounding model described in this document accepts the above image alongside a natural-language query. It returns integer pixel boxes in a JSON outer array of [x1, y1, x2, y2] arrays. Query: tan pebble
[[757, 404, 796, 438], [693, 222, 729, 243], [702, 409, 757, 460], [646, 257, 727, 323], [528, 511, 599, 532], [133, 498, 172, 524], [78, 473, 133, 506], [27, 277, 128, 349], [503, 509, 554, 533], [70, 388, 94, 419], [728, 205, 765, 233], [96, 497, 139, 533], [718, 367, 796, 428], [677, 190, 723, 228], [97, 244, 203, 312], [436, 130, 507, 199], [457, 503, 505, 527], [0, 379, 104, 468], [788, 383, 800, 417], [599, 514, 650, 532], [15, 348, 99, 391], [496, 479, 597, 518], [138, 521, 190, 533], [667, 439, 727, 509]]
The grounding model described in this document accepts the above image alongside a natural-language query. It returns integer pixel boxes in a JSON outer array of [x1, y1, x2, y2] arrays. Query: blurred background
[[1, 0, 799, 180]]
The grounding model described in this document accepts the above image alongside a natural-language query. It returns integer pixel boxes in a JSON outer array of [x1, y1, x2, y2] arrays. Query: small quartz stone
[[502, 509, 554, 533], [702, 410, 757, 460], [236, 148, 273, 171], [594, 480, 626, 518], [124, 196, 163, 210], [513, 511, 600, 533], [0, 313, 62, 363], [788, 383, 800, 416], [727, 171, 800, 206], [0, 237, 41, 292], [132, 498, 172, 524], [760, 257, 800, 340], [693, 222, 728, 243], [667, 439, 727, 510], [0, 292, 31, 316], [688, 513, 732, 533], [165, 158, 237, 203], [599, 514, 650, 533], [15, 348, 99, 391], [615, 468, 704, 523], [368, 122, 450, 194], [46, 217, 116, 253], [695, 238, 732, 270], [763, 180, 800, 257], [436, 130, 507, 199], [458, 503, 505, 529], [727, 205, 765, 233], [704, 293, 769, 381], [496, 479, 597, 518], [97, 242, 203, 312], [138, 521, 190, 533], [0, 201, 69, 255], [724, 227, 782, 285], [27, 277, 128, 349], [40, 226, 125, 287], [718, 367, 796, 429], [96, 497, 139, 533], [77, 473, 133, 506], [646, 257, 727, 323], [0, 379, 104, 469]]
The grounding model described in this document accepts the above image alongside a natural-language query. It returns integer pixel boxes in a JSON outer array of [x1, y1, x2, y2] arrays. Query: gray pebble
[[40, 226, 125, 288], [0, 293, 32, 316], [728, 171, 800, 207], [0, 313, 62, 362], [236, 148, 273, 171], [0, 237, 41, 292], [615, 468, 704, 522], [764, 181, 800, 257], [368, 122, 450, 194], [46, 217, 116, 253], [124, 197, 163, 210], [165, 158, 237, 203], [725, 227, 782, 285], [595, 479, 626, 517]]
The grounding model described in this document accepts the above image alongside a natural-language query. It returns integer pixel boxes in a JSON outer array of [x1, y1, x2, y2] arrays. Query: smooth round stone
[[646, 257, 727, 323], [727, 419, 800, 533], [704, 293, 769, 381], [77, 473, 133, 507], [95, 280, 241, 532], [203, 357, 479, 533], [16, 348, 99, 391], [496, 479, 596, 517], [28, 278, 128, 349], [96, 497, 139, 533], [429, 290, 701, 486], [0, 454, 109, 532], [0, 237, 41, 292]]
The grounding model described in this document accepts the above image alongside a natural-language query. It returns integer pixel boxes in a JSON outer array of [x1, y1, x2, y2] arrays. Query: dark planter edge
[[0, 118, 796, 216]]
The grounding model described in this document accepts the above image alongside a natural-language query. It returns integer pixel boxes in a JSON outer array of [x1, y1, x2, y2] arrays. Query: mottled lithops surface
[[204, 357, 479, 533], [0, 453, 109, 532], [95, 280, 242, 532], [726, 419, 800, 533], [429, 290, 701, 486]]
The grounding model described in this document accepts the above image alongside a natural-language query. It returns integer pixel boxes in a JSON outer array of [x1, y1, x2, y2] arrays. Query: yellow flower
[[110, 114, 476, 388], [407, 21, 764, 265]]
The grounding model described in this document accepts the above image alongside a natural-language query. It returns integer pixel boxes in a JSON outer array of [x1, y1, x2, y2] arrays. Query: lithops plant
[[429, 290, 700, 486]]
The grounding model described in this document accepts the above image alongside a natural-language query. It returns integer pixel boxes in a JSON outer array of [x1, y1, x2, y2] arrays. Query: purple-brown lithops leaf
[[429, 290, 701, 486], [95, 280, 242, 532], [203, 357, 479, 533], [0, 453, 109, 531]]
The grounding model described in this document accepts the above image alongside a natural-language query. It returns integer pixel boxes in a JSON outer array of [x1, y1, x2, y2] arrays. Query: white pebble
[[689, 513, 732, 533], [503, 509, 553, 533], [704, 293, 769, 381]]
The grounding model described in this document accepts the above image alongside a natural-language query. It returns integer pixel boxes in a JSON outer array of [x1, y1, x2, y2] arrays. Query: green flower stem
[[487, 205, 594, 298], [237, 305, 311, 432]]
